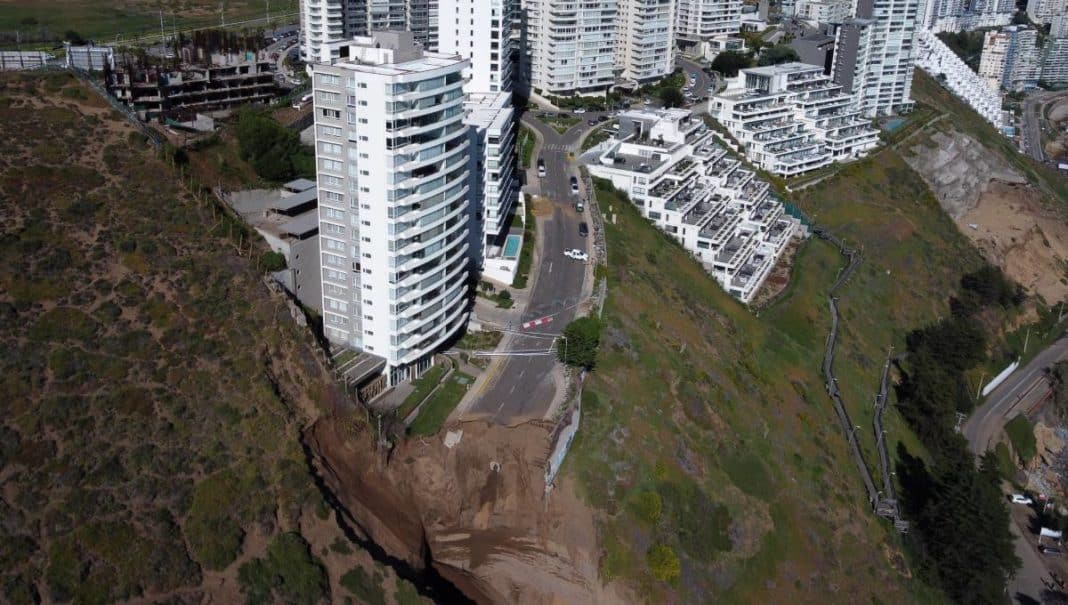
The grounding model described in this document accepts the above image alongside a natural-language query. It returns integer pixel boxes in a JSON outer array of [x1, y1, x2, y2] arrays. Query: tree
[[64, 30, 86, 45], [757, 45, 800, 66], [558, 317, 601, 370], [710, 51, 753, 78], [234, 109, 314, 182], [646, 544, 681, 583], [659, 86, 684, 108]]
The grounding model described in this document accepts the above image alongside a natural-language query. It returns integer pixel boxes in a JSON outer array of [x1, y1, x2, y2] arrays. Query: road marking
[[547, 261, 553, 274]]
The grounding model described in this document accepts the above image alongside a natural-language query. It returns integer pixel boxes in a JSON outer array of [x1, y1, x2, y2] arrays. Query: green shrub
[[260, 250, 287, 272], [558, 317, 602, 370], [234, 109, 314, 182], [238, 532, 327, 605], [1005, 415, 1037, 463], [646, 544, 681, 584], [631, 491, 662, 523], [339, 566, 386, 605], [394, 580, 422, 605]]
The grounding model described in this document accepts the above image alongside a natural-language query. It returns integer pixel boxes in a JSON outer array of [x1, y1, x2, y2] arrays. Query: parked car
[[570, 176, 579, 193], [597, 115, 609, 122], [1040, 545, 1063, 557], [579, 222, 589, 237], [537, 158, 546, 177], [588, 119, 598, 125], [564, 248, 589, 262], [1010, 494, 1034, 505], [574, 199, 585, 212], [574, 108, 587, 114]]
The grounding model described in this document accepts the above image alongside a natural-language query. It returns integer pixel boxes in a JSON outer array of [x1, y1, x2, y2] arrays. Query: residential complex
[[524, 0, 617, 95], [1026, 0, 1068, 25], [794, 0, 852, 24], [1043, 38, 1068, 87], [300, 0, 437, 62], [585, 109, 799, 303], [311, 32, 473, 385], [437, 0, 518, 94], [616, 0, 677, 84], [675, 0, 743, 58], [921, 0, 1013, 32], [437, 0, 523, 283], [915, 29, 1004, 128], [978, 25, 1043, 92], [832, 0, 920, 118], [710, 63, 879, 176]]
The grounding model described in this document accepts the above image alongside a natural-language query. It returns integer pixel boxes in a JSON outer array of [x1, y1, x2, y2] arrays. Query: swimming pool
[[503, 234, 522, 259]]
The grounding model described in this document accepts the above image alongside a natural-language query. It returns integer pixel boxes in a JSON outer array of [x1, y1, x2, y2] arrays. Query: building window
[[320, 158, 343, 172], [320, 125, 342, 137], [318, 73, 341, 85], [321, 108, 341, 119]]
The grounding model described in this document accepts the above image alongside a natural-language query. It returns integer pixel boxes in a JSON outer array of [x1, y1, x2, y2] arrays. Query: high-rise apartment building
[[1027, 0, 1068, 25], [832, 0, 919, 118], [675, 0, 742, 41], [1042, 38, 1068, 86], [436, 0, 522, 282], [922, 0, 1013, 31], [525, 0, 618, 95], [978, 30, 1010, 92], [1002, 25, 1041, 91], [406, 0, 436, 51], [794, 0, 852, 23], [300, 0, 439, 62], [616, 0, 676, 83], [301, 0, 353, 63], [312, 32, 473, 384], [438, 0, 518, 93]]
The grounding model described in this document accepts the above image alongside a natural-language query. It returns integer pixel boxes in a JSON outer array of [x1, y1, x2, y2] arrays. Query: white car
[[574, 108, 587, 114], [564, 248, 589, 262], [1010, 494, 1034, 505]]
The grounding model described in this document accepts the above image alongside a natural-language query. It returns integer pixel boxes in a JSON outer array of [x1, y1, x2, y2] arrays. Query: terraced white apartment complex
[[711, 63, 878, 176], [585, 109, 799, 303], [312, 32, 473, 384]]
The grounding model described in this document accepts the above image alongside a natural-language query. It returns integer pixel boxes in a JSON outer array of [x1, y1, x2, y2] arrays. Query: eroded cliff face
[[306, 416, 626, 604]]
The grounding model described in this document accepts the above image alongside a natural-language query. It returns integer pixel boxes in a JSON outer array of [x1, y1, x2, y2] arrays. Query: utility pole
[[1024, 327, 1032, 354]]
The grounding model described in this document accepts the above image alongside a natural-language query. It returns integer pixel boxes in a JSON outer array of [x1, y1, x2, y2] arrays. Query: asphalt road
[[962, 337, 1068, 455], [961, 336, 1068, 604], [677, 56, 714, 114], [460, 114, 594, 424], [1021, 93, 1048, 163]]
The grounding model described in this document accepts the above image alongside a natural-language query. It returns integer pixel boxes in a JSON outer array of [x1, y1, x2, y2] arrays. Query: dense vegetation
[[710, 51, 752, 77], [0, 71, 403, 605], [235, 108, 314, 182], [894, 267, 1024, 604], [558, 317, 602, 369], [937, 30, 988, 69]]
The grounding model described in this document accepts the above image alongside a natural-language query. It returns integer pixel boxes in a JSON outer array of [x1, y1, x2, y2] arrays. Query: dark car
[[588, 119, 598, 125], [597, 115, 609, 122], [570, 176, 579, 193], [579, 222, 589, 237]]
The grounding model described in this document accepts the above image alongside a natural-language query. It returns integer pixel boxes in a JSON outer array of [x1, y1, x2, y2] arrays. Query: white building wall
[[526, 0, 618, 95], [312, 33, 473, 384], [915, 29, 1005, 129], [979, 30, 1009, 92], [676, 0, 742, 40], [437, 0, 518, 93], [617, 0, 676, 83]]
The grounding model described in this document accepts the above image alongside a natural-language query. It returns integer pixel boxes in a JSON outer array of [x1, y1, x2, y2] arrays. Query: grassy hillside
[[911, 70, 1068, 208], [568, 125, 991, 601], [0, 0, 298, 46], [0, 72, 412, 604]]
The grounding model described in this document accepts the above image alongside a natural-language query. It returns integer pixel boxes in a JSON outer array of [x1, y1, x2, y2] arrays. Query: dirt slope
[[308, 417, 631, 604]]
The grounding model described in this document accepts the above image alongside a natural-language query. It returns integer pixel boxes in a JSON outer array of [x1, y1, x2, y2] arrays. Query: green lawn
[[581, 123, 615, 152], [545, 114, 580, 134], [511, 195, 535, 289], [0, 0, 298, 47], [395, 365, 445, 421], [408, 371, 474, 436]]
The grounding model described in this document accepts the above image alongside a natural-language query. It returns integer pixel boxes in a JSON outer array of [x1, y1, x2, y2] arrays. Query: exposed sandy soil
[[308, 417, 634, 604], [904, 128, 1068, 304], [957, 182, 1068, 303]]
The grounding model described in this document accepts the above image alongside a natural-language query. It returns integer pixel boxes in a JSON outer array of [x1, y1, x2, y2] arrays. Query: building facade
[[616, 0, 676, 84], [794, 0, 851, 24], [585, 109, 799, 302], [1027, 0, 1068, 25], [914, 29, 1004, 128], [711, 62, 879, 176], [312, 32, 472, 384], [831, 0, 919, 119], [437, 0, 518, 93], [1002, 26, 1041, 91], [525, 0, 618, 95], [978, 30, 1010, 92], [1042, 37, 1068, 86], [675, 0, 742, 42]]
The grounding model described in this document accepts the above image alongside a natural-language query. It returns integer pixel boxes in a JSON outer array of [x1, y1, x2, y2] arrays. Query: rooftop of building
[[741, 62, 825, 78], [324, 31, 465, 75]]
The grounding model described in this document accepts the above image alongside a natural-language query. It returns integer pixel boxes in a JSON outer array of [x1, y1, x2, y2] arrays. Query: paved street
[[961, 336, 1068, 604], [677, 56, 713, 114], [1020, 91, 1068, 164], [459, 114, 594, 424]]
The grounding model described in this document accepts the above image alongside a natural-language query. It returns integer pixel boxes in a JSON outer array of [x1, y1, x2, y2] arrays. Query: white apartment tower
[[301, 0, 354, 63], [312, 32, 473, 384], [300, 0, 438, 62], [675, 0, 742, 41], [1027, 0, 1068, 25], [978, 30, 1010, 92], [616, 0, 676, 84], [525, 0, 618, 95], [438, 0, 518, 93], [831, 0, 919, 118]]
